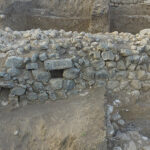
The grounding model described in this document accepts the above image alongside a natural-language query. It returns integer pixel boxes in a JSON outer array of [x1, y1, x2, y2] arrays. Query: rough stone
[[127, 141, 137, 150], [38, 92, 48, 101], [32, 70, 50, 83], [26, 63, 38, 70], [117, 60, 126, 70], [44, 59, 73, 70], [120, 49, 133, 56], [143, 146, 150, 150], [27, 92, 38, 100], [95, 70, 109, 80], [102, 51, 115, 61], [39, 53, 47, 61], [33, 82, 44, 92], [11, 87, 26, 96], [63, 80, 75, 91], [107, 81, 120, 89], [7, 68, 20, 77], [31, 53, 39, 63], [5, 56, 24, 68], [50, 79, 63, 90], [131, 80, 142, 90], [63, 68, 80, 79]]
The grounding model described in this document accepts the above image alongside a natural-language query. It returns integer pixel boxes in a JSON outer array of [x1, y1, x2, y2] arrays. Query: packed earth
[[0, 27, 150, 150]]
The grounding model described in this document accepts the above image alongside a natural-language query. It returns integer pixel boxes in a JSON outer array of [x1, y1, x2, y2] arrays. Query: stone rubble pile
[[107, 99, 150, 150], [0, 27, 150, 106]]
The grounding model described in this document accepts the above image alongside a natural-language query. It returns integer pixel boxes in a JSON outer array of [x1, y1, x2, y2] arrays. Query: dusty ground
[[0, 88, 106, 150]]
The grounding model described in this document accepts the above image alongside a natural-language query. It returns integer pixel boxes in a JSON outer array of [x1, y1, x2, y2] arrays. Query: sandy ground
[[0, 88, 106, 150]]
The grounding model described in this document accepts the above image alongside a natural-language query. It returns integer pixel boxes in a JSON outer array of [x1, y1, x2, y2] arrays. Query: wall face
[[0, 0, 110, 33], [0, 28, 150, 106], [110, 0, 150, 33]]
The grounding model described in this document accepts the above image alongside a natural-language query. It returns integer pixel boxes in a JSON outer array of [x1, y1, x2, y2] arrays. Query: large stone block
[[5, 56, 24, 68], [44, 59, 73, 71]]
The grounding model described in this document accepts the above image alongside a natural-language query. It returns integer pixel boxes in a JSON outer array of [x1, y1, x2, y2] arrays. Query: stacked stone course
[[0, 28, 150, 105]]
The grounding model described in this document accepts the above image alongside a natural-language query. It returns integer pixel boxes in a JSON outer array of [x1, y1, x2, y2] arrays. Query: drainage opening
[[50, 70, 64, 78], [0, 87, 10, 102]]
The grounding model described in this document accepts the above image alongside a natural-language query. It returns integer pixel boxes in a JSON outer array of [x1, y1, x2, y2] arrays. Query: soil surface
[[0, 88, 106, 150]]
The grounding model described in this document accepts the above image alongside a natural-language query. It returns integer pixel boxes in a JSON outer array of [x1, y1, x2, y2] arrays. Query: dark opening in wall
[[0, 88, 10, 102], [50, 70, 64, 78]]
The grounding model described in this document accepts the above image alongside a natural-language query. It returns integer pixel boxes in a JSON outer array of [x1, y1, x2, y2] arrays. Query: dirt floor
[[0, 88, 106, 150]]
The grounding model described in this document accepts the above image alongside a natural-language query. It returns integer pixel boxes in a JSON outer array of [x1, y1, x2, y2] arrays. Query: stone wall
[[0, 28, 150, 106]]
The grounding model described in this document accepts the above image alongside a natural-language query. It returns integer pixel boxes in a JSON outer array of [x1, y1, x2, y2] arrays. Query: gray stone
[[7, 68, 20, 77], [101, 51, 115, 61], [39, 41, 49, 50], [5, 56, 24, 68], [107, 81, 120, 89], [92, 60, 105, 70], [24, 57, 30, 64], [11, 87, 26, 96], [26, 63, 38, 70], [63, 80, 75, 91], [50, 79, 63, 90], [83, 67, 95, 80], [106, 61, 116, 68], [38, 92, 48, 101], [31, 53, 39, 62], [39, 53, 47, 61], [137, 70, 147, 80], [44, 59, 73, 70], [131, 80, 142, 90], [120, 49, 133, 56], [113, 147, 122, 150], [127, 141, 137, 150], [27, 92, 38, 100], [143, 146, 150, 150], [63, 68, 80, 79], [112, 112, 121, 121], [95, 70, 109, 80], [117, 60, 126, 70], [139, 53, 149, 64], [126, 55, 140, 66], [0, 72, 6, 78], [48, 91, 57, 101], [33, 82, 44, 92], [32, 70, 50, 83], [0, 81, 14, 88]]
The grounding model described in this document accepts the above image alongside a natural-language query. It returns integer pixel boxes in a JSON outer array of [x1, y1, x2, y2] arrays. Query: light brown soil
[[0, 88, 106, 150]]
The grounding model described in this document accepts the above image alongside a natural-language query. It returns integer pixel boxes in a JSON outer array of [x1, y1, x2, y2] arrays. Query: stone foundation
[[0, 28, 150, 106]]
